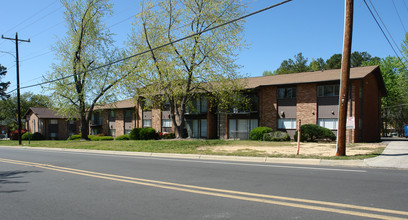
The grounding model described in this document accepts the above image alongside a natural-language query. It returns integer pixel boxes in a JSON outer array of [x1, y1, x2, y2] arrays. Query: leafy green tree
[[0, 92, 51, 130], [126, 0, 247, 138], [309, 58, 326, 71], [262, 70, 273, 76], [0, 64, 10, 99], [43, 0, 130, 140], [326, 53, 342, 69], [274, 53, 308, 74]]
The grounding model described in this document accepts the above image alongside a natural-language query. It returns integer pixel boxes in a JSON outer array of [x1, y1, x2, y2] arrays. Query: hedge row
[[250, 124, 336, 142], [21, 132, 45, 140], [294, 124, 336, 142]]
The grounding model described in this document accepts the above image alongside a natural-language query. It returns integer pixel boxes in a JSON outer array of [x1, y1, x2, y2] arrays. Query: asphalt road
[[1, 146, 408, 220]]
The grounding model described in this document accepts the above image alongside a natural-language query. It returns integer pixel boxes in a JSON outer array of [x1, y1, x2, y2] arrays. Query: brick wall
[[259, 86, 277, 129], [102, 110, 109, 135], [26, 113, 39, 134], [152, 108, 161, 131], [58, 119, 68, 140], [115, 109, 124, 137], [362, 74, 381, 142], [296, 83, 317, 128]]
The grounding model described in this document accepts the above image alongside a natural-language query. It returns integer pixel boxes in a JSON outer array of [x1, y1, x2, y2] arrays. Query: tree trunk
[[80, 114, 89, 140], [79, 100, 89, 140]]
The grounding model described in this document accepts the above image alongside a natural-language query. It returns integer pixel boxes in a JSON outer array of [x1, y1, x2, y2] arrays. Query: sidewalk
[[364, 141, 408, 169]]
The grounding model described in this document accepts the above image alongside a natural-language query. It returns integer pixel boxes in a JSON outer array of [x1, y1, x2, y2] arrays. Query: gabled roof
[[245, 65, 386, 96], [92, 66, 387, 111], [24, 107, 69, 119], [93, 98, 137, 110]]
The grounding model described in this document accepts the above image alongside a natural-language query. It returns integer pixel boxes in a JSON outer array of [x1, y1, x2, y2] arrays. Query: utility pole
[[336, 0, 353, 156], [2, 33, 30, 145]]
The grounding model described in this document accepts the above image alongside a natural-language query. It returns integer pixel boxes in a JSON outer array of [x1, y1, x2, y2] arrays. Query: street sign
[[346, 117, 355, 129]]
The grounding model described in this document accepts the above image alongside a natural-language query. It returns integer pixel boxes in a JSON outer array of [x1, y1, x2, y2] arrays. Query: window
[[142, 98, 153, 111], [200, 119, 207, 138], [318, 118, 338, 130], [278, 118, 296, 129], [162, 119, 172, 128], [124, 109, 132, 122], [109, 110, 115, 121], [143, 119, 152, 127], [186, 119, 208, 138], [68, 120, 76, 136], [278, 87, 296, 99], [228, 93, 259, 113], [125, 129, 132, 135], [92, 112, 102, 125], [186, 97, 207, 114], [91, 127, 102, 135], [318, 84, 340, 97], [50, 119, 58, 125], [229, 119, 258, 139], [50, 133, 57, 138]]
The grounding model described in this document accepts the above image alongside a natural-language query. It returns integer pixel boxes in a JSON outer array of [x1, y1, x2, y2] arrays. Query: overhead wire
[[363, 0, 408, 72], [6, 0, 293, 94], [8, 0, 260, 68], [391, 0, 407, 33], [0, 0, 59, 47]]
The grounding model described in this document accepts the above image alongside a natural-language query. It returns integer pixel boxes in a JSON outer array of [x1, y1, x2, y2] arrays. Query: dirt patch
[[198, 142, 385, 157]]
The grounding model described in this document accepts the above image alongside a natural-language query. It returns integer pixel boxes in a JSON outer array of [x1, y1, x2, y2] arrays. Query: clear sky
[[0, 0, 407, 95]]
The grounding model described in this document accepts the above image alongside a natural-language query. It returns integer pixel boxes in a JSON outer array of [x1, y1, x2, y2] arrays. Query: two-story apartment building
[[91, 65, 386, 143], [25, 107, 80, 140]]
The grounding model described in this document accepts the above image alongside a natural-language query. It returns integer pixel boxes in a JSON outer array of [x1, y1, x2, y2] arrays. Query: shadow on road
[[0, 170, 42, 194]]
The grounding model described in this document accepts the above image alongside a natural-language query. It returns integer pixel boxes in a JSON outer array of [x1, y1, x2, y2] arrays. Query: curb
[[0, 145, 369, 167]]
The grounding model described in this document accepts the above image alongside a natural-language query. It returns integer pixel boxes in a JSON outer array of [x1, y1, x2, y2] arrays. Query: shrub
[[115, 134, 129, 140], [139, 127, 159, 140], [88, 135, 114, 141], [162, 133, 175, 139], [32, 132, 45, 140], [263, 131, 291, 141], [10, 129, 27, 140], [249, 127, 273, 141], [67, 134, 81, 140], [129, 128, 142, 140], [22, 132, 33, 140], [294, 124, 336, 142]]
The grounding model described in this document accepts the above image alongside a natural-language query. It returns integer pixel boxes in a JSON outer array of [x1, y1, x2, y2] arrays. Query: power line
[[3, 1, 58, 35], [9, 0, 286, 93], [367, 0, 403, 58], [0, 1, 59, 48], [391, 0, 407, 33], [363, 0, 408, 72]]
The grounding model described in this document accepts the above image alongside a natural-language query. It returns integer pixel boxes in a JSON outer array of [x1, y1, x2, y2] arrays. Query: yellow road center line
[[1, 158, 407, 220]]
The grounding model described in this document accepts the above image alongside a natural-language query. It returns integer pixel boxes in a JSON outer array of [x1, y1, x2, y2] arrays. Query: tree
[[273, 52, 308, 74], [309, 58, 326, 71], [262, 70, 273, 76], [43, 0, 131, 140], [0, 64, 10, 99], [126, 0, 247, 138], [0, 92, 51, 130], [326, 53, 342, 69]]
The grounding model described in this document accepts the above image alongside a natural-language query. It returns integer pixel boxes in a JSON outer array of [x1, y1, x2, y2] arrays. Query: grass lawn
[[0, 139, 385, 160]]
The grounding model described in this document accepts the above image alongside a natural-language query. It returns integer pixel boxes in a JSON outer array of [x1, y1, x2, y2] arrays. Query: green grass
[[0, 139, 385, 160]]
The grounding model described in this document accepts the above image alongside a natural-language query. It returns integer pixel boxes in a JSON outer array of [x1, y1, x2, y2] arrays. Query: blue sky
[[1, 0, 407, 95]]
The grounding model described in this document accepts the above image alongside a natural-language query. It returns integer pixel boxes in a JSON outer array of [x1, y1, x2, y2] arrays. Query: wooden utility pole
[[2, 33, 30, 145], [336, 0, 354, 156]]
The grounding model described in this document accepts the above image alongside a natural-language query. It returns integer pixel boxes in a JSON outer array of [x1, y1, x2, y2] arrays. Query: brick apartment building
[[91, 65, 386, 143], [25, 107, 80, 140]]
